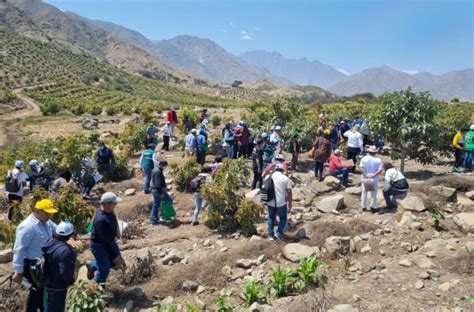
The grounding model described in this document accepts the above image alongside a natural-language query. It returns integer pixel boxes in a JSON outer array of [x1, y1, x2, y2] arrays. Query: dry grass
[[307, 220, 380, 247], [426, 176, 473, 192]]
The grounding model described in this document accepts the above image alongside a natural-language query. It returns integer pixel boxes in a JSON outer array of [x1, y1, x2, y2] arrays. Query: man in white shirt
[[382, 163, 409, 212], [266, 163, 293, 240], [344, 125, 364, 173], [359, 146, 383, 213], [5, 160, 28, 220], [270, 126, 282, 158]]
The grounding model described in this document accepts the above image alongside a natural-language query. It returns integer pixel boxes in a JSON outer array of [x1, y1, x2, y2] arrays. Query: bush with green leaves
[[293, 256, 327, 291], [156, 304, 175, 312], [216, 295, 235, 312], [67, 280, 107, 312], [211, 115, 222, 128], [0, 221, 16, 246], [242, 280, 268, 307], [267, 266, 296, 298], [169, 158, 202, 192], [428, 209, 445, 231]]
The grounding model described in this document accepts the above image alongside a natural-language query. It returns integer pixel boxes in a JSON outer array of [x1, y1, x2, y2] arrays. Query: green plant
[[67, 280, 107, 312], [169, 158, 202, 192], [461, 295, 474, 303], [0, 221, 16, 245], [267, 266, 296, 298], [185, 302, 202, 312], [236, 199, 264, 236], [156, 304, 175, 312], [242, 280, 267, 307], [294, 256, 327, 291], [211, 115, 222, 128], [428, 209, 445, 230], [216, 295, 235, 312]]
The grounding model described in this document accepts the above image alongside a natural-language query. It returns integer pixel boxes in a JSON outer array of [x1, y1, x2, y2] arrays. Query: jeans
[[151, 188, 172, 224], [193, 192, 208, 223], [162, 135, 170, 151], [143, 167, 153, 192], [267, 204, 288, 238], [383, 188, 407, 209], [454, 148, 464, 169], [361, 178, 379, 210], [24, 259, 44, 312], [226, 145, 234, 159], [331, 168, 350, 184], [90, 241, 121, 283], [347, 147, 361, 172], [465, 151, 473, 170], [45, 289, 67, 312], [314, 161, 324, 179], [251, 166, 262, 189], [81, 179, 96, 196]]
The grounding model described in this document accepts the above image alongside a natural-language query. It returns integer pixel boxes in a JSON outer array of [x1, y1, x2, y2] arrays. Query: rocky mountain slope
[[239, 50, 346, 88]]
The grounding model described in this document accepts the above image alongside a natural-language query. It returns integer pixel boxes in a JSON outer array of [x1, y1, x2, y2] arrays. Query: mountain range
[[2, 0, 473, 100]]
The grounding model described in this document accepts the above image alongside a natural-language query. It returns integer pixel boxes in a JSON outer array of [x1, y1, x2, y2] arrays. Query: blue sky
[[45, 0, 473, 75]]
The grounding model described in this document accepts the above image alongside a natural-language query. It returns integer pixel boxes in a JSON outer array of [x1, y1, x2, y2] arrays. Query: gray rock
[[345, 187, 361, 195], [196, 285, 206, 294], [235, 259, 259, 269], [415, 280, 424, 289], [466, 190, 474, 200], [398, 194, 426, 212], [324, 175, 341, 190], [453, 213, 474, 233], [317, 194, 344, 213], [438, 282, 451, 292], [283, 243, 320, 262], [248, 302, 274, 312], [419, 238, 447, 252], [296, 228, 307, 239], [328, 304, 359, 312], [465, 241, 474, 254], [0, 249, 13, 264], [162, 249, 184, 265], [399, 259, 412, 267], [245, 189, 261, 204], [124, 299, 133, 312], [360, 245, 372, 253], [413, 255, 436, 269], [182, 280, 199, 292], [221, 266, 232, 276], [398, 211, 413, 228], [132, 288, 145, 298], [136, 247, 153, 263], [410, 222, 423, 230], [124, 188, 136, 196], [324, 236, 352, 258], [419, 272, 430, 279], [430, 186, 456, 201]]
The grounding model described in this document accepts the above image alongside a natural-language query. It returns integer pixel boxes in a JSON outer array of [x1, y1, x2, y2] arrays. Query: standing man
[[199, 109, 208, 123], [452, 127, 467, 173], [146, 123, 158, 146], [196, 128, 207, 165], [150, 160, 173, 225], [344, 124, 364, 173], [464, 124, 474, 171], [95, 141, 116, 180], [5, 160, 28, 221], [266, 163, 293, 241], [270, 126, 283, 158], [161, 121, 172, 151], [185, 129, 198, 158], [139, 143, 158, 194], [223, 123, 236, 159], [251, 139, 265, 190], [191, 166, 213, 226], [313, 130, 332, 182], [288, 131, 300, 172], [360, 146, 383, 213], [87, 192, 124, 284], [12, 199, 58, 312], [167, 107, 179, 138], [43, 222, 76, 312], [235, 121, 251, 158]]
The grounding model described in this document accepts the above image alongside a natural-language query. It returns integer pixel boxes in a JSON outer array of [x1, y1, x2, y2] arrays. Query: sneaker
[[360, 208, 368, 213], [370, 208, 379, 214], [192, 221, 199, 226], [144, 190, 151, 194], [268, 234, 275, 241], [86, 263, 96, 280]]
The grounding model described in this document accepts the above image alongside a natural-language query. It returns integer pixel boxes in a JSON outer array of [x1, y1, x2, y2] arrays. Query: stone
[[419, 272, 430, 280], [296, 228, 307, 239], [132, 288, 145, 297], [248, 302, 273, 312], [465, 241, 474, 254], [352, 294, 361, 302], [410, 222, 423, 230], [324, 176, 342, 190], [0, 249, 13, 263], [345, 187, 361, 195], [398, 194, 426, 212], [413, 255, 436, 269], [196, 285, 206, 294], [124, 300, 133, 312], [324, 236, 352, 258], [438, 282, 451, 292], [430, 186, 456, 201], [180, 257, 189, 265], [203, 239, 211, 247], [162, 296, 175, 306], [466, 190, 474, 200], [136, 247, 153, 263], [317, 194, 344, 213], [220, 247, 228, 252], [457, 195, 474, 207], [360, 245, 372, 253], [124, 188, 136, 196], [162, 249, 184, 265], [453, 213, 474, 233], [379, 250, 386, 256], [283, 243, 320, 262], [245, 189, 261, 204], [302, 212, 320, 221], [328, 304, 359, 312], [420, 238, 447, 252], [427, 270, 441, 278], [221, 266, 232, 276], [415, 280, 424, 289], [257, 255, 267, 264], [235, 259, 258, 269], [182, 280, 199, 292], [399, 259, 412, 267]]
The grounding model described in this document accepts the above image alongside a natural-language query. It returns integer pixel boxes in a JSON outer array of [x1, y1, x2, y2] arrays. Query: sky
[[44, 0, 473, 75]]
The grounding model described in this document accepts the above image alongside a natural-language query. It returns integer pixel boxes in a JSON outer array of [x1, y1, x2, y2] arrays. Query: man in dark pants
[[43, 222, 76, 312], [12, 199, 58, 312], [95, 141, 116, 180], [251, 139, 264, 189], [452, 127, 467, 173]]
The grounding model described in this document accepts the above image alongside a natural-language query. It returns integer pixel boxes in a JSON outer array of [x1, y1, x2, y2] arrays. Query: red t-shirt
[[328, 154, 350, 173]]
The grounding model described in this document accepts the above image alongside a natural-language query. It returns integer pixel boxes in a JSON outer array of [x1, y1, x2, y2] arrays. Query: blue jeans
[[383, 188, 407, 209], [89, 241, 121, 283], [81, 179, 96, 196], [45, 289, 67, 312], [267, 205, 288, 238], [193, 192, 208, 223], [331, 168, 349, 184], [143, 167, 153, 192], [465, 151, 473, 170], [226, 145, 234, 159], [151, 188, 172, 224]]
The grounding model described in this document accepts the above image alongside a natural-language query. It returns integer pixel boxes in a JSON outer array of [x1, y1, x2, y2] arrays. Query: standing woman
[[313, 129, 332, 182], [344, 124, 364, 173]]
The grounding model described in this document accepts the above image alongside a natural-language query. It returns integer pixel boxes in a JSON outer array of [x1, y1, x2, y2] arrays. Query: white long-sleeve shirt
[[161, 124, 171, 136], [383, 168, 408, 191], [344, 130, 364, 150]]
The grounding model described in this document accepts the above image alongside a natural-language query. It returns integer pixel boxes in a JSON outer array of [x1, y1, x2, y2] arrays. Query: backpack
[[30, 257, 46, 288], [260, 174, 276, 203], [5, 171, 20, 193], [190, 175, 205, 192], [33, 171, 51, 190]]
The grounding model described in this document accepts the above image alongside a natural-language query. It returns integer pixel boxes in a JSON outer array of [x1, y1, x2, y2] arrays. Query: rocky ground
[[0, 112, 473, 312]]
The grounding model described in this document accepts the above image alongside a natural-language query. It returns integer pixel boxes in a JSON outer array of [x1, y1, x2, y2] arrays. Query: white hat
[[261, 132, 268, 138], [56, 221, 74, 237], [15, 160, 24, 168], [29, 159, 39, 167], [191, 129, 197, 134], [101, 192, 122, 204], [276, 154, 285, 160], [275, 126, 282, 131], [275, 163, 285, 171], [470, 124, 474, 130], [367, 146, 378, 154], [270, 126, 275, 131]]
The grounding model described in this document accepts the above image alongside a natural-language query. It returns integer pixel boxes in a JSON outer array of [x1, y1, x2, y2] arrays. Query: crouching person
[[382, 163, 409, 213], [43, 222, 76, 312]]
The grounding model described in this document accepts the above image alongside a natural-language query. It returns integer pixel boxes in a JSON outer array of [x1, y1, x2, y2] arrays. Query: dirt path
[[0, 88, 42, 147]]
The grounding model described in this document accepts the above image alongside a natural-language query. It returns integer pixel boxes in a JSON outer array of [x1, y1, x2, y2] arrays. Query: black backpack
[[260, 174, 276, 203], [5, 171, 20, 193]]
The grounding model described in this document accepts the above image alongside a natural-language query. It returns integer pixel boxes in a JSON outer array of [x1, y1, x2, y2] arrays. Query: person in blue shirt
[[12, 199, 58, 312], [87, 192, 124, 284], [223, 123, 235, 159], [196, 128, 207, 165], [95, 141, 116, 181], [43, 221, 76, 312], [185, 129, 198, 157], [139, 143, 158, 194]]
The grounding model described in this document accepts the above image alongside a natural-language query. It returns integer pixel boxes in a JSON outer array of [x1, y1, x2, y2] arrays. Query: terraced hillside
[[0, 28, 243, 114]]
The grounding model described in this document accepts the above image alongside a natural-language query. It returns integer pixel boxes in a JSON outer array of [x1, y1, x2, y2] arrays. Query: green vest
[[465, 131, 474, 151], [141, 149, 155, 169]]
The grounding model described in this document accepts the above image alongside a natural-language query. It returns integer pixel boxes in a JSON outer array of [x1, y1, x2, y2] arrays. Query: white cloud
[[337, 69, 350, 76], [253, 26, 261, 31], [400, 69, 419, 75], [240, 30, 253, 40]]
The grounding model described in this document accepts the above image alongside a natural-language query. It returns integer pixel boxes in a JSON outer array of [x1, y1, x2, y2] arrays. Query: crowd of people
[[5, 104, 473, 311]]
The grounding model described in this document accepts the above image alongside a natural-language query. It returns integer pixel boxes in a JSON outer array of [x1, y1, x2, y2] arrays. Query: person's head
[[460, 127, 468, 133], [158, 159, 168, 169], [383, 162, 394, 171], [275, 163, 285, 172], [261, 132, 268, 140], [191, 128, 197, 135], [29, 159, 40, 170], [317, 127, 324, 136], [333, 149, 343, 157], [257, 139, 265, 147], [54, 221, 74, 241], [98, 141, 106, 149], [83, 157, 93, 168], [367, 145, 378, 155], [275, 125, 282, 133], [15, 160, 24, 170], [343, 117, 349, 123], [470, 124, 474, 131], [292, 131, 300, 138], [58, 169, 73, 182], [100, 192, 121, 212], [353, 124, 361, 132], [148, 122, 155, 128], [324, 129, 330, 137], [275, 154, 285, 162], [270, 125, 276, 132], [148, 143, 156, 150], [33, 199, 58, 222], [203, 109, 207, 113], [225, 122, 232, 129]]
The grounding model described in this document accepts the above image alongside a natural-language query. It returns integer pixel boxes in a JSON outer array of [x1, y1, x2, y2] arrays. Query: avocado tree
[[371, 88, 441, 173]]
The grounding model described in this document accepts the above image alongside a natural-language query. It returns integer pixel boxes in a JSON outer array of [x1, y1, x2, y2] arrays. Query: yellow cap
[[35, 199, 58, 214], [324, 129, 331, 135]]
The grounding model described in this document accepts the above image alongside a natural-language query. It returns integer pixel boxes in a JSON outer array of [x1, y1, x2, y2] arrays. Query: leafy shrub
[[115, 123, 147, 154], [236, 199, 264, 236], [267, 266, 296, 298], [242, 280, 267, 307], [67, 280, 107, 312], [40, 102, 60, 116], [178, 107, 199, 131], [216, 295, 235, 312], [169, 158, 201, 192], [294, 256, 327, 291], [156, 304, 175, 312], [211, 115, 221, 128], [428, 209, 445, 231], [0, 221, 16, 245], [185, 302, 202, 312]]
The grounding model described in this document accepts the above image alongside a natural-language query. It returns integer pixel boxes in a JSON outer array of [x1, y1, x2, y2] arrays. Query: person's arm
[[59, 249, 76, 286], [95, 150, 100, 164], [358, 134, 364, 150], [139, 153, 144, 169], [12, 226, 34, 281], [383, 170, 392, 191], [287, 181, 293, 211], [343, 130, 350, 138]]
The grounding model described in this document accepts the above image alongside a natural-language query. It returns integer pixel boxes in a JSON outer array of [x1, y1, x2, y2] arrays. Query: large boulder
[[413, 255, 436, 269], [235, 259, 259, 269], [453, 213, 474, 233], [324, 176, 341, 190], [397, 211, 414, 228], [345, 187, 361, 195], [466, 191, 474, 200], [0, 249, 12, 264], [316, 195, 344, 213], [162, 249, 184, 265], [419, 238, 447, 253], [282, 243, 320, 263], [398, 194, 426, 212], [324, 236, 352, 258], [430, 186, 456, 201], [245, 189, 261, 204], [136, 247, 153, 263]]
